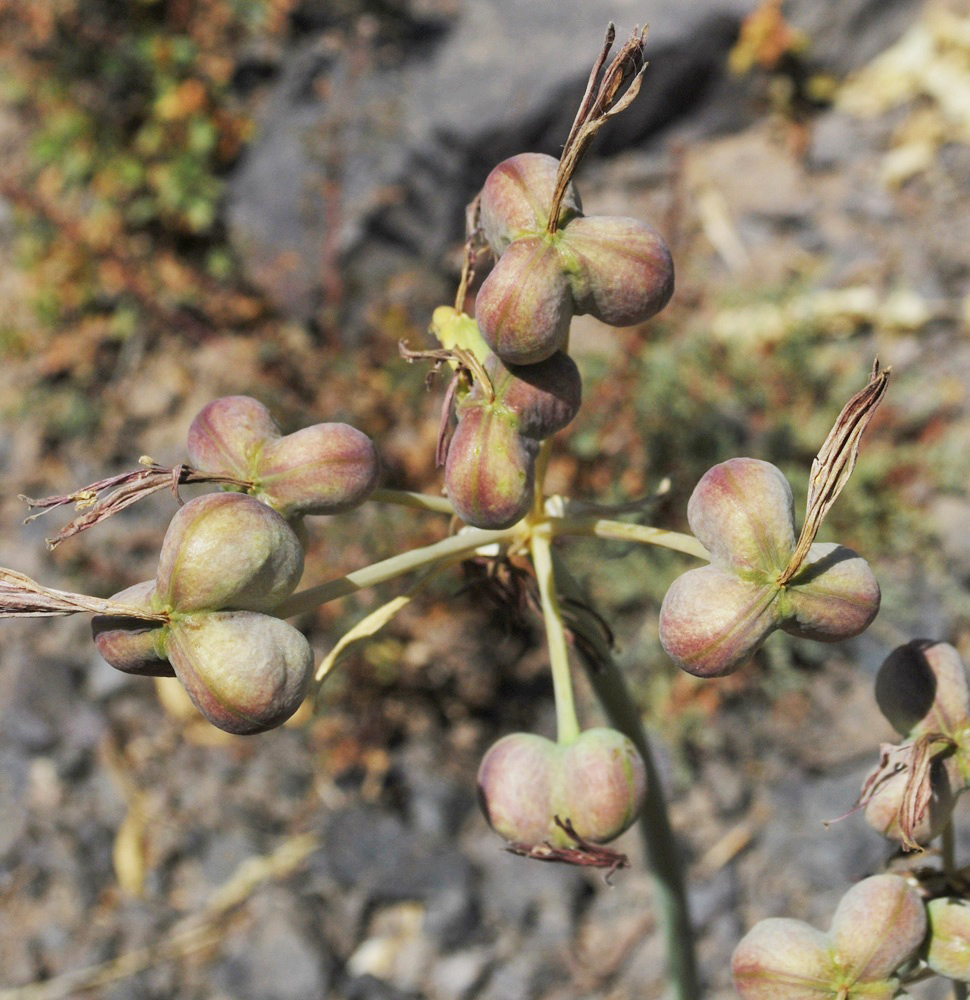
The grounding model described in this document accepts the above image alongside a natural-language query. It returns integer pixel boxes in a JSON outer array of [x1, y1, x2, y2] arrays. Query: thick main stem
[[552, 552, 700, 1000]]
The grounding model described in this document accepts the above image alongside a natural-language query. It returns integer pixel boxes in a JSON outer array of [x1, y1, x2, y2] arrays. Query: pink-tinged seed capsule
[[875, 640, 970, 738], [444, 408, 538, 529], [187, 395, 281, 479], [478, 152, 581, 255], [925, 897, 970, 981], [559, 728, 646, 844], [687, 458, 797, 575], [477, 729, 646, 849], [477, 732, 558, 846], [659, 567, 779, 678], [563, 215, 674, 328], [256, 422, 380, 518], [475, 236, 574, 366], [91, 580, 173, 677], [156, 492, 304, 613], [166, 610, 313, 735]]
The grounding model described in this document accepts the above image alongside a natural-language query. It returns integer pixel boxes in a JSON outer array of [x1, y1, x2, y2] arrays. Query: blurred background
[[1, 0, 969, 997]]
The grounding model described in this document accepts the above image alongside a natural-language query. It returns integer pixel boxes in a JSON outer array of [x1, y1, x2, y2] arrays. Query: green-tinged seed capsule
[[445, 408, 538, 529], [731, 918, 836, 1000], [91, 580, 172, 677], [778, 542, 880, 642], [732, 875, 926, 999], [687, 458, 796, 575], [925, 897, 970, 981], [828, 874, 927, 982], [156, 492, 304, 613], [166, 611, 313, 735]]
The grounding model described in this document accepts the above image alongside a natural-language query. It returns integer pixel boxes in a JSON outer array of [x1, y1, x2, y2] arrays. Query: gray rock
[[226, 0, 751, 324], [343, 974, 422, 1000], [322, 806, 477, 911], [227, 0, 922, 328], [213, 886, 332, 999]]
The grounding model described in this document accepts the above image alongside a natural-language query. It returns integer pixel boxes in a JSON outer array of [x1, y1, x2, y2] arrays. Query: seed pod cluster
[[732, 874, 927, 999], [475, 153, 674, 366], [93, 491, 312, 735], [476, 727, 646, 848], [187, 395, 380, 521], [445, 350, 581, 529], [659, 458, 880, 678]]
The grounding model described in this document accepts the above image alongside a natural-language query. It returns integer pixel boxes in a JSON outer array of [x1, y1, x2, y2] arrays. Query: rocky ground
[[3, 1, 970, 998]]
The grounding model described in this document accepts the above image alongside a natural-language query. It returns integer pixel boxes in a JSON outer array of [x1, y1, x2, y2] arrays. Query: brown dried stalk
[[779, 359, 891, 585], [505, 817, 630, 881], [20, 461, 253, 550], [547, 23, 650, 234], [0, 567, 168, 621]]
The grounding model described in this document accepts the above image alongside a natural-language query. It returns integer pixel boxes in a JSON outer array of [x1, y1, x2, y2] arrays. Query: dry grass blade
[[0, 833, 318, 1000]]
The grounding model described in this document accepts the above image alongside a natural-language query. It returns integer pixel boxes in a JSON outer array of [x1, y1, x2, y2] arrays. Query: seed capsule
[[187, 395, 280, 479], [732, 874, 926, 999], [91, 580, 173, 677], [156, 492, 304, 613], [563, 215, 674, 328], [925, 898, 970, 981], [477, 728, 646, 848], [474, 236, 574, 365], [465, 351, 581, 441], [660, 459, 880, 678], [444, 408, 538, 529], [478, 152, 581, 254], [256, 422, 380, 518], [166, 611, 313, 735]]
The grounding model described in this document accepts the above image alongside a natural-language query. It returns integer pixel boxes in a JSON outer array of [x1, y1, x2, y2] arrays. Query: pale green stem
[[551, 551, 700, 1000], [551, 516, 709, 560], [368, 487, 455, 515], [941, 822, 969, 1000], [530, 528, 581, 745], [275, 526, 514, 617]]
